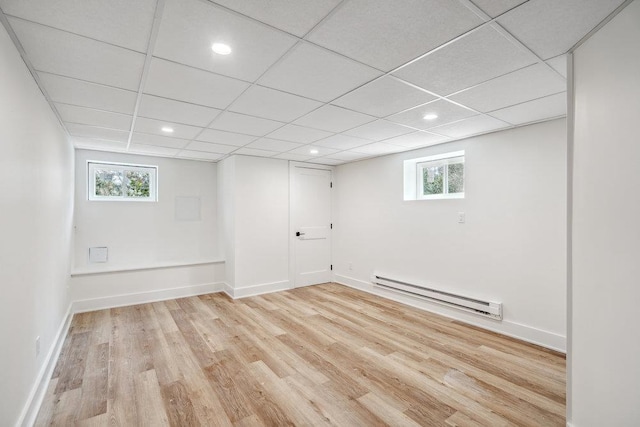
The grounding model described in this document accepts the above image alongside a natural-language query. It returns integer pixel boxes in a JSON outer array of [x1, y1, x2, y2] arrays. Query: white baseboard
[[72, 282, 225, 313], [334, 274, 566, 353], [17, 303, 73, 427], [222, 283, 233, 299], [225, 280, 291, 299]]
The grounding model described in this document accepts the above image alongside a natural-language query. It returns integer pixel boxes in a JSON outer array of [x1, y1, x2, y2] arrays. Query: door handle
[[296, 231, 306, 237]]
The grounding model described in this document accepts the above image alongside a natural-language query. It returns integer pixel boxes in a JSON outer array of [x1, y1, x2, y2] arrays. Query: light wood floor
[[36, 283, 566, 426]]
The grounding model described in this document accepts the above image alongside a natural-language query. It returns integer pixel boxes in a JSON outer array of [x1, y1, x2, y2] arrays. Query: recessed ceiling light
[[212, 43, 232, 55], [423, 113, 438, 120], [161, 126, 174, 133], [310, 149, 319, 155]]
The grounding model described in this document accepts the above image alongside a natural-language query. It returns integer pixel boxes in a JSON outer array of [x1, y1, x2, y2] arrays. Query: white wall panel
[[73, 150, 219, 272], [234, 156, 290, 291], [333, 119, 567, 350], [570, 1, 640, 424], [0, 23, 74, 426]]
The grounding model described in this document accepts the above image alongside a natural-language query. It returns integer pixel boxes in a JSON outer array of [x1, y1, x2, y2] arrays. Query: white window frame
[[87, 161, 158, 202], [416, 155, 465, 200], [403, 150, 465, 201]]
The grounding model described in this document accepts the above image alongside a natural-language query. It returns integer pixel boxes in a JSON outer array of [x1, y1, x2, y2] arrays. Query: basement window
[[88, 161, 158, 202], [404, 151, 464, 200]]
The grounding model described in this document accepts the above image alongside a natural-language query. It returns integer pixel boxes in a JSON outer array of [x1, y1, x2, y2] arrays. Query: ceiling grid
[[0, 0, 627, 164]]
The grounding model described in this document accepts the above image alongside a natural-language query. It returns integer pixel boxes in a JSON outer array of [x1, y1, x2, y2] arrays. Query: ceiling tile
[[153, 0, 297, 82], [288, 145, 339, 157], [546, 54, 567, 78], [307, 0, 482, 71], [138, 94, 221, 127], [229, 85, 322, 122], [10, 18, 145, 91], [55, 103, 132, 131], [133, 117, 203, 140], [327, 150, 373, 161], [332, 76, 436, 117], [429, 115, 510, 138], [488, 92, 567, 125], [196, 129, 256, 147], [210, 112, 283, 136], [233, 147, 276, 157], [306, 158, 344, 166], [130, 132, 190, 149], [258, 42, 381, 102], [71, 137, 127, 152], [393, 25, 536, 96], [209, 0, 340, 37], [448, 63, 566, 112], [184, 141, 237, 154], [39, 72, 137, 114], [177, 150, 224, 161], [314, 134, 371, 150], [265, 124, 333, 143], [294, 105, 374, 133], [144, 58, 249, 109], [384, 131, 450, 148], [387, 99, 478, 130], [352, 142, 407, 155], [10, 0, 605, 164], [272, 153, 313, 161], [498, 0, 625, 59], [128, 144, 181, 157], [343, 120, 414, 141], [469, 0, 526, 18], [0, 0, 156, 52], [65, 123, 129, 142], [245, 138, 302, 152]]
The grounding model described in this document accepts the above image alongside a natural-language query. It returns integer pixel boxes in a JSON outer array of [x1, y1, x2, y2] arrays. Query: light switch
[[89, 247, 108, 263], [458, 212, 465, 224]]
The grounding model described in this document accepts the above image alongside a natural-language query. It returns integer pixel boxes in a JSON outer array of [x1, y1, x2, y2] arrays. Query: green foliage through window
[[126, 170, 150, 197], [418, 156, 464, 198], [89, 162, 156, 201], [447, 163, 464, 194], [95, 169, 123, 196], [422, 165, 444, 195]]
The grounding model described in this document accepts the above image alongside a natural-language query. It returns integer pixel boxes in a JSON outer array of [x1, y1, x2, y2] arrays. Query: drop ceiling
[[0, 0, 626, 164]]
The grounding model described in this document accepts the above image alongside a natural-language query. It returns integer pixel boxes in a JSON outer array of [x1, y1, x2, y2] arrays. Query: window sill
[[70, 259, 225, 277], [415, 193, 465, 200]]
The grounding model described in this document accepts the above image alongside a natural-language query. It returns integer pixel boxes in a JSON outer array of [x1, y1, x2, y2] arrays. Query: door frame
[[289, 161, 335, 288]]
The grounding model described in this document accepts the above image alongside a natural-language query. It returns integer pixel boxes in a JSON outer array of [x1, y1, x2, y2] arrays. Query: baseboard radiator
[[371, 274, 503, 320]]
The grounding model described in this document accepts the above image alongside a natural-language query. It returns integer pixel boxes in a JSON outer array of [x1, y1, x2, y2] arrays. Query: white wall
[[70, 263, 225, 312], [234, 156, 290, 293], [570, 1, 640, 424], [334, 119, 567, 350], [0, 23, 74, 426], [70, 150, 222, 310], [74, 149, 219, 271], [218, 155, 290, 297], [217, 156, 236, 288]]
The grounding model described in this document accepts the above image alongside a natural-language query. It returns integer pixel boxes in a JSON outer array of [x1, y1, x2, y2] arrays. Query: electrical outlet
[[35, 336, 40, 357], [348, 262, 353, 271], [458, 212, 466, 224]]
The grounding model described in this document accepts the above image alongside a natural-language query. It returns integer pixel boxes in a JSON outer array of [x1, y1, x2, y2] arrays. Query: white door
[[291, 165, 332, 287]]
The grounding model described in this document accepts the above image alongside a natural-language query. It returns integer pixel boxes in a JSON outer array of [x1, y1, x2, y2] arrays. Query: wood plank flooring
[[36, 283, 566, 426]]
